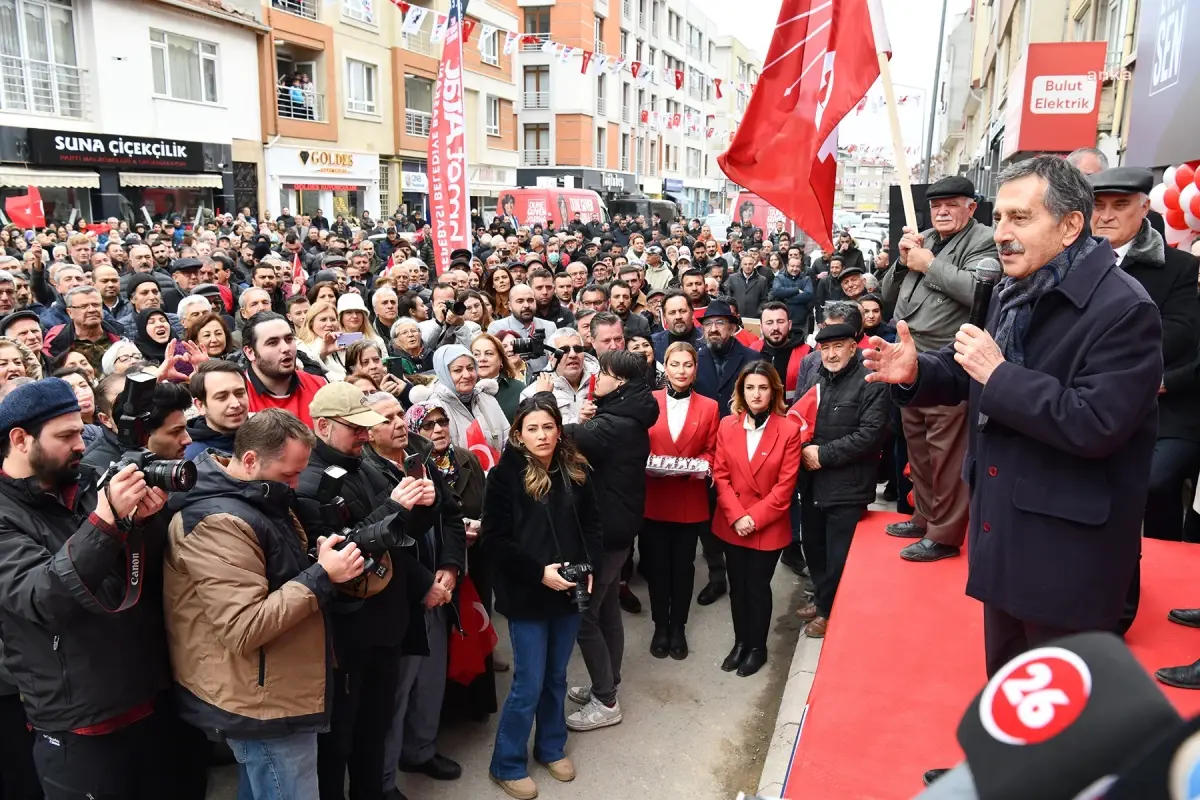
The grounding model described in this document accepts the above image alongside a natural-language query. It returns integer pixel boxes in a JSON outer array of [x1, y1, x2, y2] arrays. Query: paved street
[[206, 556, 809, 800]]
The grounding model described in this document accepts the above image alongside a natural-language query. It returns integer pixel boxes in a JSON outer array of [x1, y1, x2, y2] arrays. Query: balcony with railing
[[596, 41, 605, 55], [277, 89, 328, 122], [647, 159, 656, 176], [405, 109, 431, 136], [272, 0, 318, 20], [596, 97, 607, 116], [522, 33, 549, 51], [401, 29, 436, 57], [524, 91, 550, 110], [639, 13, 646, 27], [635, 156, 644, 174], [0, 57, 86, 119], [622, 0, 632, 18], [621, 105, 630, 123], [595, 151, 606, 168], [522, 149, 550, 166], [620, 155, 630, 170]]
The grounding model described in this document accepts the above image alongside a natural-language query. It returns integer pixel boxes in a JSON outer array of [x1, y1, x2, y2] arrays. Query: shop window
[[0, 0, 83, 118], [485, 96, 500, 136], [151, 30, 219, 104], [346, 59, 377, 114]]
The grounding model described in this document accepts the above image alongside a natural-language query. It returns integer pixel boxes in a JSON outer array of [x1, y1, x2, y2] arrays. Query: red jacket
[[712, 413, 802, 552], [244, 368, 327, 427], [750, 339, 811, 399], [644, 390, 719, 524]]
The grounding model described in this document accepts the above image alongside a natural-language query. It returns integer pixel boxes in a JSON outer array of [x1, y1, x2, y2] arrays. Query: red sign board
[[293, 184, 360, 191], [1003, 42, 1107, 159]]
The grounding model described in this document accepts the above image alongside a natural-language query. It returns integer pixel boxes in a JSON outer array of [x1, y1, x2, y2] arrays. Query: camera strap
[[114, 529, 146, 612]]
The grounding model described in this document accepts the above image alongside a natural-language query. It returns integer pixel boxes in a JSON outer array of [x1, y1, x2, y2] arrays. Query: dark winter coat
[[723, 269, 773, 319], [800, 353, 890, 506], [563, 379, 660, 551], [537, 298, 576, 331], [478, 445, 604, 620], [695, 338, 765, 417], [894, 239, 1162, 631], [183, 417, 237, 460], [651, 326, 703, 362], [770, 270, 815, 326], [1116, 220, 1200, 442]]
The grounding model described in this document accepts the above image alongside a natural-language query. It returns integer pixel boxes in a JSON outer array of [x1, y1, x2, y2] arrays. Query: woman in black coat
[[480, 395, 603, 799]]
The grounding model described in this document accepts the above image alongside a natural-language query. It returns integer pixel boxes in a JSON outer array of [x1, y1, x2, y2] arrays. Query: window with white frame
[[346, 59, 377, 114], [0, 0, 83, 118], [595, 127, 606, 167], [342, 0, 374, 24], [486, 95, 500, 135], [481, 26, 499, 65], [151, 30, 219, 104]]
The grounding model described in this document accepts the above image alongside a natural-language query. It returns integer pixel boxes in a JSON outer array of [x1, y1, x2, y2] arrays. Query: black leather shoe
[[737, 647, 768, 677], [399, 753, 462, 781], [721, 642, 746, 672], [619, 583, 642, 614], [923, 769, 949, 786], [900, 538, 960, 562], [885, 520, 926, 538], [1156, 660, 1200, 689], [1169, 608, 1200, 628], [650, 625, 670, 659], [697, 582, 727, 606], [780, 545, 807, 576], [668, 627, 688, 660]]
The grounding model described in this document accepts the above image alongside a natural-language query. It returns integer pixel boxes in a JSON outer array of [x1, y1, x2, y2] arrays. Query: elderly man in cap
[[1089, 167, 1200, 545], [838, 265, 868, 302], [643, 245, 675, 291], [880, 174, 998, 563]]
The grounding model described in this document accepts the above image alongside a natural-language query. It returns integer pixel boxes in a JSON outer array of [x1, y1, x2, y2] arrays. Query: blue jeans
[[489, 612, 582, 781], [228, 732, 318, 800]]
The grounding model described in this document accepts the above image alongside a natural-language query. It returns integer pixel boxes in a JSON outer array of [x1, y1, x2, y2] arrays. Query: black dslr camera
[[557, 562, 593, 612], [510, 328, 547, 360], [314, 465, 415, 577], [441, 299, 467, 317], [98, 372, 197, 493]]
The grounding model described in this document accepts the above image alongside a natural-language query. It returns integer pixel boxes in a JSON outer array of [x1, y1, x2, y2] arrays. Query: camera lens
[[143, 459, 197, 492]]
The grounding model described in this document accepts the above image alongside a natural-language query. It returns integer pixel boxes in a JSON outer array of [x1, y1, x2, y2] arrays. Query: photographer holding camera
[[418, 282, 481, 353], [82, 372, 195, 474], [487, 284, 558, 372], [293, 382, 438, 800], [480, 395, 602, 800], [164, 409, 364, 800], [0, 378, 177, 798]]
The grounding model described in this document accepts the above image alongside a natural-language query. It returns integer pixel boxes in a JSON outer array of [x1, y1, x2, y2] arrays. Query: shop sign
[[265, 145, 379, 181], [1001, 42, 1106, 160], [470, 166, 515, 186], [1126, 0, 1199, 167], [402, 172, 429, 193], [27, 129, 209, 171], [663, 178, 684, 193], [293, 184, 361, 191]]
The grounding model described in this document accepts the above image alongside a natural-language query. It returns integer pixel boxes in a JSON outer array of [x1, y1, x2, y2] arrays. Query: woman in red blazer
[[712, 361, 802, 677], [643, 342, 720, 661]]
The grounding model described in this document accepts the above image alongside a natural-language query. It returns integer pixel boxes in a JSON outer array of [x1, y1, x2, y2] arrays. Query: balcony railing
[[620, 156, 630, 170], [621, 105, 630, 123], [522, 32, 549, 51], [522, 149, 550, 167], [401, 30, 435, 57], [686, 166, 700, 178], [405, 109, 431, 137], [596, 41, 605, 55], [639, 13, 646, 27], [278, 88, 328, 122], [635, 157, 644, 174], [648, 159, 656, 176], [622, 0, 632, 17], [0, 57, 86, 119], [595, 152, 606, 168], [686, 45, 702, 60], [272, 0, 317, 20], [524, 91, 550, 110]]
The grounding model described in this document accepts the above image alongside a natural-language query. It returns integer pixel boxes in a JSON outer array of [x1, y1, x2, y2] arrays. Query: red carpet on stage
[[783, 510, 1200, 799]]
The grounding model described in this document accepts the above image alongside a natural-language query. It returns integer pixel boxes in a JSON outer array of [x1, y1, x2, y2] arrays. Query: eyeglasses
[[332, 418, 369, 434], [69, 302, 103, 311], [419, 417, 450, 432], [114, 353, 137, 364], [559, 345, 587, 354]]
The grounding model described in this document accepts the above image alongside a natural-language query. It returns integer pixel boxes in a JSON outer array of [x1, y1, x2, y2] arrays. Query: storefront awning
[[0, 167, 100, 189], [119, 172, 223, 189]]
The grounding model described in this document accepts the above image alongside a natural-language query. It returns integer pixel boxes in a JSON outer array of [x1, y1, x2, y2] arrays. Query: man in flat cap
[[880, 174, 998, 563], [1090, 167, 1200, 549]]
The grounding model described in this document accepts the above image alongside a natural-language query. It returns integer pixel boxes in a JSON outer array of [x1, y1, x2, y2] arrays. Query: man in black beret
[[1089, 169, 1200, 548], [879, 174, 998, 563]]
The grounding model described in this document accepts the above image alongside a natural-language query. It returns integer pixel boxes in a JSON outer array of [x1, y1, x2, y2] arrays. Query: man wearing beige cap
[[295, 381, 440, 800]]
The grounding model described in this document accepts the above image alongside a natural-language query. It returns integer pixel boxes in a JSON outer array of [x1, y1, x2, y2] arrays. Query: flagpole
[[876, 53, 918, 232]]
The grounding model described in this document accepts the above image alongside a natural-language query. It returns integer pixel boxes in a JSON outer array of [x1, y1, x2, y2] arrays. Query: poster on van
[[497, 190, 604, 227], [733, 192, 797, 238]]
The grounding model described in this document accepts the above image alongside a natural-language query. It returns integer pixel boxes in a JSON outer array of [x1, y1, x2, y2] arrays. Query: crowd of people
[[0, 145, 1198, 800]]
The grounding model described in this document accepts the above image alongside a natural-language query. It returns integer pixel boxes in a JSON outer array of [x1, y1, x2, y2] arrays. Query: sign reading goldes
[[298, 150, 356, 174]]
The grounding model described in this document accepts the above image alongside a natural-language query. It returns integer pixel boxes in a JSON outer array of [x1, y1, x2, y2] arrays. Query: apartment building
[[0, 0, 266, 223], [833, 152, 895, 214], [512, 0, 760, 219]]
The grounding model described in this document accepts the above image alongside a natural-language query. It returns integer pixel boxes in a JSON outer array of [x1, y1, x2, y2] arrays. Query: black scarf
[[667, 385, 691, 399]]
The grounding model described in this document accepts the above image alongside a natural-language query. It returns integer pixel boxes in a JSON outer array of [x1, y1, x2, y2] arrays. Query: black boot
[[697, 581, 727, 606], [721, 642, 746, 672], [780, 544, 807, 576], [649, 625, 670, 659], [736, 647, 768, 677], [668, 626, 688, 660]]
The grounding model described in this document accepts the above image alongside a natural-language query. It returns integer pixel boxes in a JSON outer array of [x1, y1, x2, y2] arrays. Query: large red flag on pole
[[717, 0, 891, 251], [4, 186, 45, 229], [427, 0, 471, 276]]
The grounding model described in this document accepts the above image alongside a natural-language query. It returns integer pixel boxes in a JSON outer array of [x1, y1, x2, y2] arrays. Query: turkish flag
[[447, 576, 498, 685], [4, 186, 45, 229], [717, 0, 890, 251], [385, 253, 395, 275], [461, 18, 477, 41], [292, 251, 304, 283], [465, 418, 500, 473], [713, 77, 723, 99], [640, 109, 649, 124], [673, 69, 684, 90], [631, 61, 642, 79], [581, 50, 593, 74], [787, 384, 821, 445]]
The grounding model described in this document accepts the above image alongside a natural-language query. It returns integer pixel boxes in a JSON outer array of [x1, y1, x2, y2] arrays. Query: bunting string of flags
[[388, 0, 737, 104]]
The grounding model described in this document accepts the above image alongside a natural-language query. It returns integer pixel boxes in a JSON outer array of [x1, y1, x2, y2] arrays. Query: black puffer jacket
[[294, 440, 434, 655], [80, 425, 125, 477], [0, 470, 170, 730], [563, 379, 659, 551], [479, 445, 604, 620], [802, 353, 890, 506]]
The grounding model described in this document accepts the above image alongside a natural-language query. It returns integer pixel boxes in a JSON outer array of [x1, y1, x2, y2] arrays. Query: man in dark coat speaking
[[864, 156, 1162, 681]]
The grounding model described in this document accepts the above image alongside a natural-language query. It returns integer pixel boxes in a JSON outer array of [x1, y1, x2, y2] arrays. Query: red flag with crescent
[[447, 576, 498, 685], [466, 418, 499, 473]]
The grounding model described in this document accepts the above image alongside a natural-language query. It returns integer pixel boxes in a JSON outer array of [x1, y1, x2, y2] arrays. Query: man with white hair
[[1066, 146, 1108, 176], [401, 257, 431, 301], [372, 287, 400, 341], [177, 294, 213, 330], [0, 266, 17, 315], [519, 328, 599, 423]]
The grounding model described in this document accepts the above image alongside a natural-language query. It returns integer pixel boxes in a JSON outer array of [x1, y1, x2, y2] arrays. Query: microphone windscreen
[[956, 632, 1180, 800], [911, 763, 979, 799], [974, 257, 1002, 284], [1104, 714, 1200, 800]]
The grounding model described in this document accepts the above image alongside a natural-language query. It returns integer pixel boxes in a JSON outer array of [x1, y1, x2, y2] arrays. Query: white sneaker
[[566, 697, 622, 731], [567, 685, 591, 704]]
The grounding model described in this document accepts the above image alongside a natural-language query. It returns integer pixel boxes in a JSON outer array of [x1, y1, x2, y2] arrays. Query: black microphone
[[968, 258, 1003, 330], [914, 632, 1182, 800], [1103, 713, 1200, 799]]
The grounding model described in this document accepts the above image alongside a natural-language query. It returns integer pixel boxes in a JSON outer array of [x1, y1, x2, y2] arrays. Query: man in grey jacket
[[879, 175, 998, 563]]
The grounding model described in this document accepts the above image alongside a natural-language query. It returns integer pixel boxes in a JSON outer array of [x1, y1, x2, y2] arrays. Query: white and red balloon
[[1149, 161, 1200, 249]]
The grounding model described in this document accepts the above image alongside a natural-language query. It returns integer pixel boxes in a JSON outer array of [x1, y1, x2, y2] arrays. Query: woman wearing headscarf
[[133, 307, 172, 364], [409, 344, 509, 455]]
